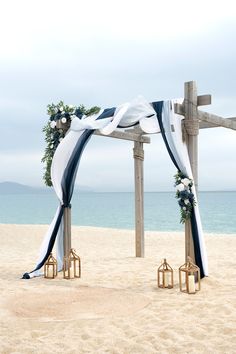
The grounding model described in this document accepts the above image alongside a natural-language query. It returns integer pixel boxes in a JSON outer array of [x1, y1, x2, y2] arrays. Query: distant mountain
[[0, 182, 48, 194], [0, 182, 93, 194]]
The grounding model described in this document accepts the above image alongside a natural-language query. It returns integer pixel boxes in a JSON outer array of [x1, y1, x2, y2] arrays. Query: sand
[[0, 224, 236, 354]]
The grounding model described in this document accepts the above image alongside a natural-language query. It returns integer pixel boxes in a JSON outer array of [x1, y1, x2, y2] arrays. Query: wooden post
[[63, 207, 71, 258], [56, 120, 72, 261], [133, 141, 144, 257], [184, 81, 199, 263]]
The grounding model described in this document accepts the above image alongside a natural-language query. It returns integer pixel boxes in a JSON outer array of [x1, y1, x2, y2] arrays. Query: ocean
[[0, 191, 235, 234], [0, 192, 236, 234]]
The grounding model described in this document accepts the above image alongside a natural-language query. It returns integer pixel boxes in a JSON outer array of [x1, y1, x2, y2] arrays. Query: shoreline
[[0, 222, 236, 236]]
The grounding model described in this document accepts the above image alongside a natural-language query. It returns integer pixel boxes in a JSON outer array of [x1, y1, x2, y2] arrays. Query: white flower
[[61, 117, 67, 124], [184, 199, 190, 205], [176, 183, 185, 192], [50, 121, 56, 128], [183, 207, 187, 211], [50, 144, 54, 149], [182, 178, 191, 187], [69, 104, 75, 109]]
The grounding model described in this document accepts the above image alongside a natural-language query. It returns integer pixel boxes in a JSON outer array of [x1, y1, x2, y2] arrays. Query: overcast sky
[[0, 0, 236, 191]]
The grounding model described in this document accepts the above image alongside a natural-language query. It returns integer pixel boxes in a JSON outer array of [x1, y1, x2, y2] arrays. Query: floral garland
[[42, 101, 100, 186], [174, 171, 196, 223]]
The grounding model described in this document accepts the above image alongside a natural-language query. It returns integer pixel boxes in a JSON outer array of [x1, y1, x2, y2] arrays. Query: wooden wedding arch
[[58, 81, 236, 264]]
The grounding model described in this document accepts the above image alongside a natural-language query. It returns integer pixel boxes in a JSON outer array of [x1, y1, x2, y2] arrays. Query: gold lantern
[[179, 257, 200, 294], [157, 258, 174, 289], [63, 248, 81, 279], [44, 253, 57, 279]]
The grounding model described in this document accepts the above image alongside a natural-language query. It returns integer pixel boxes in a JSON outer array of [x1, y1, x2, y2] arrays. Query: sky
[[0, 0, 236, 192]]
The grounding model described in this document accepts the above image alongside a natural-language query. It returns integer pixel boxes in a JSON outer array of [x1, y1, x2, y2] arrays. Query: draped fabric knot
[[61, 203, 71, 209], [22, 272, 30, 279]]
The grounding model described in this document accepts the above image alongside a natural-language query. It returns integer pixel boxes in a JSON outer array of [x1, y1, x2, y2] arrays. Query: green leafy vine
[[42, 101, 100, 186]]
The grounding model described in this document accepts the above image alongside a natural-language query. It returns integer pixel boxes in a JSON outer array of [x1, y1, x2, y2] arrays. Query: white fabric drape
[[100, 96, 159, 135], [29, 206, 62, 278], [27, 96, 208, 279]]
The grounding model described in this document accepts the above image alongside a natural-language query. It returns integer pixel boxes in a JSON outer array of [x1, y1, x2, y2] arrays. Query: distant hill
[[0, 182, 93, 194]]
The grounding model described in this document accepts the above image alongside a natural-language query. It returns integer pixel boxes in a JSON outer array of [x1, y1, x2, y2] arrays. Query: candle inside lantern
[[70, 265, 74, 277], [164, 272, 170, 287], [47, 266, 54, 278], [188, 274, 196, 293]]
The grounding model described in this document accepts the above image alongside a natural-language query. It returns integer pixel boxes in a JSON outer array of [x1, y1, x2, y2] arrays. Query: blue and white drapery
[[22, 96, 208, 279], [152, 100, 208, 278], [22, 109, 115, 278]]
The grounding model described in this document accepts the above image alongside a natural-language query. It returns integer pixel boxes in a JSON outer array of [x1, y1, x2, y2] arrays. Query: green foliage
[[42, 101, 100, 187]]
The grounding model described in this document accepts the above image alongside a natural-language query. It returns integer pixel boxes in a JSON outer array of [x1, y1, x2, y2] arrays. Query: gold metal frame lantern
[[157, 259, 174, 289], [63, 248, 81, 279], [179, 257, 200, 294], [44, 253, 58, 279]]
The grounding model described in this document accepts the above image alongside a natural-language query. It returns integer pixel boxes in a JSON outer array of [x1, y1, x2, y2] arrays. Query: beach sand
[[0, 224, 236, 354]]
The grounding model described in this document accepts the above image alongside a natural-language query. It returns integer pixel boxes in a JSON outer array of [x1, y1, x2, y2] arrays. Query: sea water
[[0, 191, 235, 234]]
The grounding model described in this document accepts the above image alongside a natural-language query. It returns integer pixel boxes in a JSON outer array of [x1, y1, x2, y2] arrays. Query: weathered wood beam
[[133, 141, 144, 257], [175, 103, 236, 131], [184, 81, 198, 264], [199, 117, 236, 129], [125, 126, 145, 134], [94, 130, 150, 143], [175, 94, 211, 113], [63, 207, 71, 259], [199, 121, 218, 129], [198, 110, 236, 131], [197, 94, 212, 106]]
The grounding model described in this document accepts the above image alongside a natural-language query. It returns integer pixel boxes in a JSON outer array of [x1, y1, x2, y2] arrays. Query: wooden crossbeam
[[175, 103, 236, 131], [197, 94, 212, 106], [175, 95, 211, 111], [94, 129, 151, 143], [198, 111, 236, 131], [199, 117, 236, 129]]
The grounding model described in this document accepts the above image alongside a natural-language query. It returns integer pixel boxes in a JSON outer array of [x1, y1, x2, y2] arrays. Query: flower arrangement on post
[[42, 101, 100, 186], [174, 171, 196, 223]]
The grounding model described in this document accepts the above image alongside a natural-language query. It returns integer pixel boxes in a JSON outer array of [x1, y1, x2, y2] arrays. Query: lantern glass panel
[[63, 249, 81, 279], [158, 259, 174, 289], [63, 257, 71, 279], [179, 258, 200, 294], [74, 258, 81, 278], [44, 253, 57, 279]]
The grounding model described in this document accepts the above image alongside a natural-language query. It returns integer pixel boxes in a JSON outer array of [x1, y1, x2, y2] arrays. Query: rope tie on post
[[133, 148, 144, 161], [184, 119, 199, 136]]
